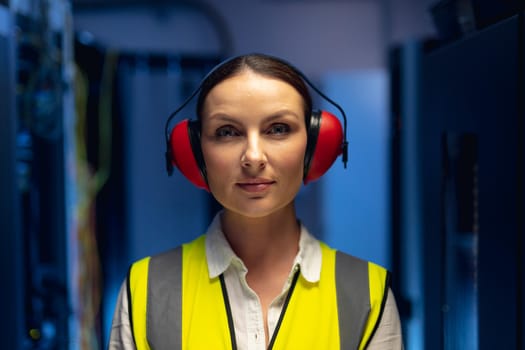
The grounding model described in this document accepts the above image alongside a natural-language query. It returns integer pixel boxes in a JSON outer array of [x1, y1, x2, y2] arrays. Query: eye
[[215, 125, 240, 138], [267, 123, 290, 135]]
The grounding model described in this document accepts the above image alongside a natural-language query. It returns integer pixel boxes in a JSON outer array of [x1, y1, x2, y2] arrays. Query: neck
[[220, 204, 301, 271]]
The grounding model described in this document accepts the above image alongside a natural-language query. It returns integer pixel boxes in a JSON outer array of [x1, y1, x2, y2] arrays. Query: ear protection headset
[[164, 53, 348, 191]]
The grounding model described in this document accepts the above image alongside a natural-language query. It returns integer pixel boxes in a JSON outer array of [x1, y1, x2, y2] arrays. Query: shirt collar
[[205, 211, 322, 283]]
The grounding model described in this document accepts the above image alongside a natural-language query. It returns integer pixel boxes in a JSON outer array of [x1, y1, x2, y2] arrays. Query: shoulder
[[336, 250, 390, 288], [132, 235, 207, 268], [319, 245, 391, 300], [319, 243, 389, 276], [333, 249, 370, 267]]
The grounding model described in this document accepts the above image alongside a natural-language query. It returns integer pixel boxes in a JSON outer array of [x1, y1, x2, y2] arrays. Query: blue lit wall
[[318, 70, 391, 270]]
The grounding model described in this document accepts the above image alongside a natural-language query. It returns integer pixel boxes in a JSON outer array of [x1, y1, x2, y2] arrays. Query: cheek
[[276, 139, 307, 178], [201, 143, 236, 186], [203, 146, 222, 173], [202, 146, 220, 168], [282, 150, 304, 170]]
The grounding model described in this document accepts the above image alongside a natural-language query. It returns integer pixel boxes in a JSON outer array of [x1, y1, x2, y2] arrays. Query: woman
[[109, 53, 403, 349]]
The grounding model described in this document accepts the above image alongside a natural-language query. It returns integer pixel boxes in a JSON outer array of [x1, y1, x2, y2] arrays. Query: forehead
[[203, 71, 303, 107]]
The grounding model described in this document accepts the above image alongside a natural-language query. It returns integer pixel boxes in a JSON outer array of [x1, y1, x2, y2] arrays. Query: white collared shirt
[[205, 213, 322, 349], [109, 212, 404, 349]]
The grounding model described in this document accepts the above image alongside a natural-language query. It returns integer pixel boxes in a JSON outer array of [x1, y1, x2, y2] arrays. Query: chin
[[224, 198, 296, 219], [227, 206, 275, 219]]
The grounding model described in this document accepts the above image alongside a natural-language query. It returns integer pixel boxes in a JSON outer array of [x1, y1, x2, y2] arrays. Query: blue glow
[[319, 70, 391, 269]]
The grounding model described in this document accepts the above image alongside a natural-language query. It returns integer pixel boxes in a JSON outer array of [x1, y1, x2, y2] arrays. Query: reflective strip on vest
[[336, 251, 390, 350], [128, 236, 389, 350]]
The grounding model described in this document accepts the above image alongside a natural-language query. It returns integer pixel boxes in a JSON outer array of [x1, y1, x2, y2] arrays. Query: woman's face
[[200, 70, 308, 218]]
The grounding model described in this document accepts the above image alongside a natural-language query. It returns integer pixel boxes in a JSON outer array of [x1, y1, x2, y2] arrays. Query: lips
[[236, 178, 275, 193]]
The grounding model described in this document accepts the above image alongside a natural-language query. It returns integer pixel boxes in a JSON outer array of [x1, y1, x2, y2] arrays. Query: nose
[[241, 132, 266, 170]]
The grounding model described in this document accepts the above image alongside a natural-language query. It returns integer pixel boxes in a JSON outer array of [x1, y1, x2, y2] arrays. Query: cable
[[72, 49, 120, 349], [73, 63, 102, 350]]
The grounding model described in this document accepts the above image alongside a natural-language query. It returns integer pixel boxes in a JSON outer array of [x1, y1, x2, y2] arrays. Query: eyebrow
[[207, 110, 302, 124]]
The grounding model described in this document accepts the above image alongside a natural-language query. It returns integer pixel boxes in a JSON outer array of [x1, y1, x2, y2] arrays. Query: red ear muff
[[169, 119, 209, 190], [303, 110, 344, 184]]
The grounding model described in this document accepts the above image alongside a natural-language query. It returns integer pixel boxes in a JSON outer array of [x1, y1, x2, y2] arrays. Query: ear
[[169, 119, 209, 190], [303, 110, 344, 184]]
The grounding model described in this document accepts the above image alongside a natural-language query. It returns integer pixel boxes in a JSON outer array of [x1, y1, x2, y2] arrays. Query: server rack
[[1, 1, 74, 348], [0, 3, 25, 347], [391, 11, 525, 350]]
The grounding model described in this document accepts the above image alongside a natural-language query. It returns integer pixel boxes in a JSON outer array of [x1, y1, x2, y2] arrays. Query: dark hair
[[196, 53, 313, 124]]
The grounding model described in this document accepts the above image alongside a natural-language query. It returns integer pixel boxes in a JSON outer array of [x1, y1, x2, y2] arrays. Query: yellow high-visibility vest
[[128, 235, 389, 350]]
